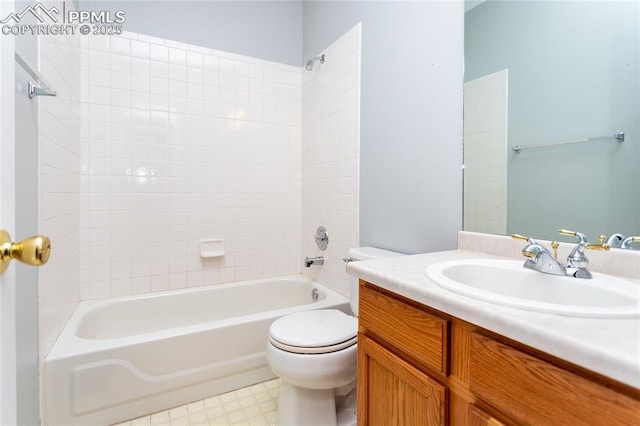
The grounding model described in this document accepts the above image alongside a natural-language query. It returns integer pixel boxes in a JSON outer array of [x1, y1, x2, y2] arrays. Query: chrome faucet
[[512, 234, 567, 276], [621, 236, 640, 249], [559, 229, 610, 278], [305, 256, 324, 267], [512, 230, 610, 279], [599, 233, 625, 248], [562, 230, 593, 278]]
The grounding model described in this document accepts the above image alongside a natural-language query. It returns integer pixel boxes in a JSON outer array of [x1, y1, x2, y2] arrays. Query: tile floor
[[113, 379, 281, 426]]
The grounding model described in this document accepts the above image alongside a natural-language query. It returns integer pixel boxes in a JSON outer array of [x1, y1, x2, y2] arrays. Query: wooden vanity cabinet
[[466, 405, 506, 426], [358, 282, 452, 425], [357, 281, 640, 426]]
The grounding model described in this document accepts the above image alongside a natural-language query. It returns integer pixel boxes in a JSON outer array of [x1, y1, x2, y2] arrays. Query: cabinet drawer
[[359, 283, 449, 376], [470, 332, 640, 425]]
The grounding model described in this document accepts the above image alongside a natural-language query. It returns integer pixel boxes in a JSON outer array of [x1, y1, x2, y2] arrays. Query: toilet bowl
[[267, 310, 357, 426], [266, 246, 403, 426]]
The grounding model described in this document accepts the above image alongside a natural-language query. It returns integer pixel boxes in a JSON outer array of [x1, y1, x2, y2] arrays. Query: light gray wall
[[304, 1, 464, 254], [82, 1, 303, 66], [465, 0, 639, 241]]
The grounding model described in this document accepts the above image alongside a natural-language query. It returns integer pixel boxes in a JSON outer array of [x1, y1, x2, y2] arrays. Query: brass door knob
[[0, 230, 51, 273]]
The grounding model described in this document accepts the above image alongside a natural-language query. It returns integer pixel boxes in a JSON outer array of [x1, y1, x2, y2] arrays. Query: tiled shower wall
[[463, 69, 508, 235], [301, 24, 361, 297], [79, 32, 302, 300], [38, 4, 82, 357]]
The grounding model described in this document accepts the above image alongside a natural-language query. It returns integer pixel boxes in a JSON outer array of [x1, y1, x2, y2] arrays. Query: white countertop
[[347, 249, 640, 389]]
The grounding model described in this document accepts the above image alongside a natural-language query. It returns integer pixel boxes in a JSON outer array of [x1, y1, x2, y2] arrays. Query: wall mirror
[[463, 0, 639, 247]]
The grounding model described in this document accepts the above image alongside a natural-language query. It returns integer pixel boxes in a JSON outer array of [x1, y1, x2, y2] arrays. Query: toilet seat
[[269, 310, 357, 355], [269, 335, 357, 354]]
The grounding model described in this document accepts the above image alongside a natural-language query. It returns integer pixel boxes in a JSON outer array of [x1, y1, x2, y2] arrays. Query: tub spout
[[305, 256, 324, 267]]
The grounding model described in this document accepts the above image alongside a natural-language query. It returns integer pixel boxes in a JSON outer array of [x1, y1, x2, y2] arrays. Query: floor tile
[[118, 379, 281, 426]]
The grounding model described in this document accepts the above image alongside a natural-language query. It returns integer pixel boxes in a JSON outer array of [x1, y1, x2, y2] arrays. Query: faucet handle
[[585, 243, 611, 251], [564, 241, 609, 279], [558, 229, 588, 244], [512, 234, 536, 258]]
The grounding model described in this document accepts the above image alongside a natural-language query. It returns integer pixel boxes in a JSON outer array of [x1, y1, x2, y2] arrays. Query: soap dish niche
[[200, 239, 225, 258]]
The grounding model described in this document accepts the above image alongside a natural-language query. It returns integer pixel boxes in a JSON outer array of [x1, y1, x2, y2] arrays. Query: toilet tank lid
[[348, 246, 404, 261]]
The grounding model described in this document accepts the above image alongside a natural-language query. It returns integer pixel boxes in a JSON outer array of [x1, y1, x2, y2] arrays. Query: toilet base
[[336, 386, 357, 426], [337, 407, 357, 426], [275, 380, 357, 426], [276, 381, 338, 426]]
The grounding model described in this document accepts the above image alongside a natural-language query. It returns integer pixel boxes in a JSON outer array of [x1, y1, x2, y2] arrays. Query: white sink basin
[[426, 259, 640, 318]]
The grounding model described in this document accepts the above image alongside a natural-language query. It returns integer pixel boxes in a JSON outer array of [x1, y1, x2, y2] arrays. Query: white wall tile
[[110, 37, 131, 56], [150, 44, 169, 62], [131, 58, 150, 76], [463, 69, 508, 235], [81, 32, 302, 300], [131, 40, 150, 59], [110, 54, 130, 73], [301, 24, 361, 297], [38, 0, 82, 360], [88, 50, 109, 69]]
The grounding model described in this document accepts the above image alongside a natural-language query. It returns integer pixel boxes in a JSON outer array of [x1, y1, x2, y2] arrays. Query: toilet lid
[[269, 310, 357, 350]]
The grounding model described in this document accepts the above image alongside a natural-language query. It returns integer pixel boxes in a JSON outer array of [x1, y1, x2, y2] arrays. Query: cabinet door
[[467, 404, 507, 426], [358, 334, 447, 426]]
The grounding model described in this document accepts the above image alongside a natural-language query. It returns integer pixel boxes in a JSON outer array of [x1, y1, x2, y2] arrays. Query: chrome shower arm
[[304, 54, 325, 71]]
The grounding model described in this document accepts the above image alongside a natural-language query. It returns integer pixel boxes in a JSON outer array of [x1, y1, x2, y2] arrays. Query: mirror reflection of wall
[[464, 69, 508, 235], [464, 0, 639, 244]]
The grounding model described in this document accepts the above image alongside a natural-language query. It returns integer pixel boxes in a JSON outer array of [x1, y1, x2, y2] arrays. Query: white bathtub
[[44, 275, 351, 426]]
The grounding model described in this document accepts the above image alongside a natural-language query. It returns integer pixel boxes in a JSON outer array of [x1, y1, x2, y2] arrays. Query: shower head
[[304, 54, 325, 71]]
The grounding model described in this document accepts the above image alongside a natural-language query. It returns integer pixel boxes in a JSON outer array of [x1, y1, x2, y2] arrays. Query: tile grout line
[[112, 379, 280, 426]]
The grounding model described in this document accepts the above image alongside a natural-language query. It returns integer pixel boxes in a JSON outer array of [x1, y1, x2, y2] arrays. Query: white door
[[0, 0, 18, 423]]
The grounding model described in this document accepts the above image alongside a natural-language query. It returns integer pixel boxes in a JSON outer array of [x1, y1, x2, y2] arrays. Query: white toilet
[[266, 247, 402, 426]]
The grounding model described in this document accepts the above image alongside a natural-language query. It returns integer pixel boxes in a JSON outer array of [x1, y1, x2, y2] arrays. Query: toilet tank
[[348, 247, 404, 316]]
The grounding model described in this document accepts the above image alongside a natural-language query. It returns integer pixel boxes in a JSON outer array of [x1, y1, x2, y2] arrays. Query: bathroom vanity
[[348, 233, 640, 425]]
